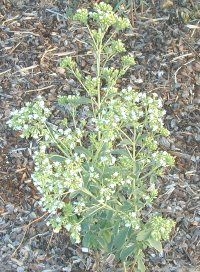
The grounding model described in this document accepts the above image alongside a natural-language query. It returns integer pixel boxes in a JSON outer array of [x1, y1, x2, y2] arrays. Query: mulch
[[0, 0, 199, 271]]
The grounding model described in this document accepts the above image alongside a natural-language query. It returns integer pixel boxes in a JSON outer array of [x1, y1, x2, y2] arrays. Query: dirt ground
[[0, 1, 199, 271]]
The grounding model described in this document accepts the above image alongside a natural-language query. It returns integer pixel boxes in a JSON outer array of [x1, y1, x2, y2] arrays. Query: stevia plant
[[8, 3, 175, 271]]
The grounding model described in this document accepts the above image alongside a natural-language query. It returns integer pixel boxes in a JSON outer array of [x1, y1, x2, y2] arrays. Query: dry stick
[[29, 231, 50, 241], [2, 15, 19, 25], [9, 42, 22, 54], [45, 8, 66, 19], [13, 65, 39, 75], [189, 20, 200, 38], [0, 69, 11, 76], [11, 212, 49, 257], [53, 51, 76, 57], [8, 31, 40, 37], [130, 0, 134, 27], [174, 59, 195, 84], [0, 196, 6, 204], [189, 0, 195, 6], [0, 65, 38, 77], [171, 53, 193, 62], [46, 231, 54, 251], [25, 85, 55, 93], [40, 47, 57, 65]]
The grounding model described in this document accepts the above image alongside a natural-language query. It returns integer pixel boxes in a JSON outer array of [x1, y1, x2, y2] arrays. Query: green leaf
[[83, 232, 99, 249], [97, 235, 109, 250], [118, 139, 133, 146], [112, 227, 129, 249], [119, 244, 135, 261], [73, 97, 91, 106], [102, 230, 112, 244], [74, 146, 91, 157], [50, 154, 66, 162], [82, 232, 91, 248], [136, 229, 151, 242], [120, 200, 133, 212], [147, 237, 163, 252], [137, 258, 146, 272], [111, 149, 130, 156]]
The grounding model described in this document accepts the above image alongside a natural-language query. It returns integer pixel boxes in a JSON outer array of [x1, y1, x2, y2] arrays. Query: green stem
[[72, 108, 77, 129], [68, 68, 97, 118], [102, 30, 117, 50], [44, 123, 70, 157], [132, 126, 137, 214], [123, 262, 127, 272], [96, 32, 103, 141], [86, 24, 98, 50]]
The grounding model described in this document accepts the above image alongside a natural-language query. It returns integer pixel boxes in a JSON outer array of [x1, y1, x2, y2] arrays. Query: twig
[[138, 16, 169, 22], [9, 147, 28, 153], [45, 8, 66, 19], [9, 31, 40, 37], [29, 231, 50, 241], [13, 65, 39, 75], [46, 231, 54, 250], [187, 21, 200, 38], [53, 51, 76, 57], [11, 212, 48, 257], [171, 53, 193, 62], [0, 69, 11, 76], [130, 0, 134, 27], [0, 196, 6, 204], [25, 85, 55, 93], [40, 47, 57, 64], [9, 42, 21, 54], [15, 168, 27, 173], [2, 15, 19, 25], [174, 59, 195, 84]]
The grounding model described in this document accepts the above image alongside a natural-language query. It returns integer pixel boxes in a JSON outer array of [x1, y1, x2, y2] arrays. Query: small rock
[[159, 137, 171, 149], [17, 267, 25, 272], [6, 204, 15, 214]]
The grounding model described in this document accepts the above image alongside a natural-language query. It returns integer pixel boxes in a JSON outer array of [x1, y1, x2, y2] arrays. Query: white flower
[[131, 111, 137, 120], [113, 172, 119, 177], [33, 114, 39, 119], [58, 129, 64, 134], [126, 179, 132, 185], [40, 145, 46, 152], [70, 142, 75, 149], [100, 156, 107, 162], [111, 156, 116, 165], [158, 99, 162, 108], [66, 158, 71, 164], [65, 224, 72, 231], [38, 100, 44, 107], [131, 212, 136, 218]]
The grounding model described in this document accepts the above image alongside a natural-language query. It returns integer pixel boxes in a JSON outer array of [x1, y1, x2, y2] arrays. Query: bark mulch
[[0, 1, 199, 271]]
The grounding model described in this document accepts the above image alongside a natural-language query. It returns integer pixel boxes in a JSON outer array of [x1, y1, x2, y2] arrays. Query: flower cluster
[[7, 96, 51, 139], [150, 216, 176, 241], [74, 2, 130, 31]]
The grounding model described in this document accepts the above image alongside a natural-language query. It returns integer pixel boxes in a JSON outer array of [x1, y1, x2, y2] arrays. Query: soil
[[0, 1, 199, 271]]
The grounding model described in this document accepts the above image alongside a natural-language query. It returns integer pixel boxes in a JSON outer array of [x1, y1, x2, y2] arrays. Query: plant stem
[[123, 262, 127, 272], [132, 126, 137, 214], [44, 123, 70, 157], [96, 31, 103, 141]]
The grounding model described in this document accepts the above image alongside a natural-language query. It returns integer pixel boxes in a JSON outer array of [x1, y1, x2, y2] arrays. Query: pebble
[[17, 267, 25, 272]]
